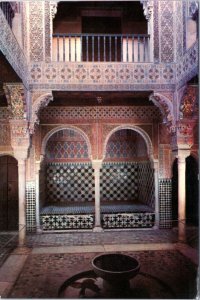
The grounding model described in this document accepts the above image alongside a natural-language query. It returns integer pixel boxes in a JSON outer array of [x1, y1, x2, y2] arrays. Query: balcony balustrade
[[0, 2, 14, 28], [52, 33, 150, 63]]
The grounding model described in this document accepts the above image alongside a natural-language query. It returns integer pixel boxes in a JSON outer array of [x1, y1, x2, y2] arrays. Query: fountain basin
[[92, 253, 140, 283]]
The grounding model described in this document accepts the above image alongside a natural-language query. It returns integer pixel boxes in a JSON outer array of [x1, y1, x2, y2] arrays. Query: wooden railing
[[0, 2, 14, 28], [52, 33, 150, 62]]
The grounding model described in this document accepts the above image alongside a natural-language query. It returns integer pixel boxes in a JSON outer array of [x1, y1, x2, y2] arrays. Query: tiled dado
[[29, 62, 176, 90], [41, 212, 155, 230]]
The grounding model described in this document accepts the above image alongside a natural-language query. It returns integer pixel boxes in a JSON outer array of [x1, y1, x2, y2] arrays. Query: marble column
[[35, 161, 42, 233], [92, 160, 103, 232], [18, 159, 26, 246], [177, 150, 190, 242], [153, 160, 159, 228]]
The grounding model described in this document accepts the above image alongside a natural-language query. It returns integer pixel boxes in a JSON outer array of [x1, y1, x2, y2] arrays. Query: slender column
[[92, 160, 103, 232], [153, 160, 159, 228], [35, 161, 42, 233], [177, 155, 187, 242], [18, 159, 26, 246]]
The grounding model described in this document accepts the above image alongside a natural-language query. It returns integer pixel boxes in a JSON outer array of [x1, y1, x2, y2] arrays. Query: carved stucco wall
[[29, 2, 45, 62]]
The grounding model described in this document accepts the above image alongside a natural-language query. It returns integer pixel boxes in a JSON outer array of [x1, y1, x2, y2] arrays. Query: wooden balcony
[[52, 33, 150, 63]]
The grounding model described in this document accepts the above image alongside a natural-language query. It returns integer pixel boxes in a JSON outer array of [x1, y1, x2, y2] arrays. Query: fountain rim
[[92, 253, 140, 275]]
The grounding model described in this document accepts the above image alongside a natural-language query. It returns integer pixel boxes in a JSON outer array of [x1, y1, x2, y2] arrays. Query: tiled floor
[[0, 228, 199, 299], [8, 250, 197, 299], [26, 228, 178, 247]]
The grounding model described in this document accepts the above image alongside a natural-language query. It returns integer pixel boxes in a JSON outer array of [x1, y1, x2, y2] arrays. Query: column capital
[[176, 149, 191, 162], [35, 161, 41, 173], [151, 159, 159, 170], [92, 160, 103, 170]]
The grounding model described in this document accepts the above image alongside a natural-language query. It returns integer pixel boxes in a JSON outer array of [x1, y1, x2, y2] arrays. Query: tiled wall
[[100, 162, 138, 201], [26, 182, 36, 232], [46, 162, 94, 202], [138, 162, 155, 209], [159, 179, 172, 228]]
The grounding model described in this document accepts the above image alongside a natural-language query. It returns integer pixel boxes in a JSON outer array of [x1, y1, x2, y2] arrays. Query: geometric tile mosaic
[[138, 162, 155, 209], [159, 179, 172, 228], [102, 212, 155, 228], [41, 214, 94, 230], [46, 163, 94, 202], [100, 162, 138, 201], [26, 181, 36, 232]]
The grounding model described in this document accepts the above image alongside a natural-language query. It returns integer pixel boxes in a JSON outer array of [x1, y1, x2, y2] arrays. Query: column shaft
[[18, 160, 26, 246], [35, 162, 41, 232], [154, 162, 159, 228], [92, 160, 103, 232], [178, 157, 186, 242]]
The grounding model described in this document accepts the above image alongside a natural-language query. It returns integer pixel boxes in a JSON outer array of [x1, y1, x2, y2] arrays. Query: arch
[[41, 125, 92, 160], [30, 92, 53, 133], [103, 125, 154, 161], [0, 152, 15, 158], [149, 92, 175, 127]]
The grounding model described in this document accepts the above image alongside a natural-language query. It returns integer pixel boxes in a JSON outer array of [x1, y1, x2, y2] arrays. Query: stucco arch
[[0, 152, 15, 159], [149, 92, 174, 127], [103, 125, 154, 162], [41, 125, 92, 160], [31, 92, 53, 132]]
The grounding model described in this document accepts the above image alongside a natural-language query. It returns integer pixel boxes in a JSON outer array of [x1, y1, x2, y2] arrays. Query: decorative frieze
[[160, 1, 174, 63], [29, 62, 176, 89], [40, 106, 162, 122], [29, 2, 44, 61]]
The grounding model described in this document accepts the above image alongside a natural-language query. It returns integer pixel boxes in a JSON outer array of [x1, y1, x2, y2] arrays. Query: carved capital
[[170, 120, 196, 150], [92, 160, 103, 170], [3, 83, 26, 120], [50, 1, 57, 19], [179, 85, 198, 120], [140, 0, 153, 20]]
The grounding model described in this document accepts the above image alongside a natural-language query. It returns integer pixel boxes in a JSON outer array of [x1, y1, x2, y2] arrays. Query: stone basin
[[92, 253, 140, 293]]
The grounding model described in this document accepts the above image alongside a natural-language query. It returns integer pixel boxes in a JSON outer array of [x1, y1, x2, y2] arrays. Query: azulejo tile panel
[[102, 212, 155, 228], [41, 214, 94, 230], [159, 179, 172, 229], [100, 162, 139, 202], [46, 163, 95, 202]]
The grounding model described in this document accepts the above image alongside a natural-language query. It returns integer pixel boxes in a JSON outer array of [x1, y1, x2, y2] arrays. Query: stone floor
[[0, 228, 199, 299], [7, 249, 198, 299]]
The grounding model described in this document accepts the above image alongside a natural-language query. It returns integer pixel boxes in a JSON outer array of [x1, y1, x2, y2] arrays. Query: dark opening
[[186, 156, 198, 225], [172, 156, 199, 227]]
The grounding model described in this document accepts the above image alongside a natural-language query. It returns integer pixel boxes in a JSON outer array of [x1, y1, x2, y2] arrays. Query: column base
[[93, 226, 104, 232], [36, 227, 43, 234]]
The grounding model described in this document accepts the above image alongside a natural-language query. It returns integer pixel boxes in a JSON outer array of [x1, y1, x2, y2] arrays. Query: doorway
[[0, 156, 18, 230], [172, 156, 199, 227]]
